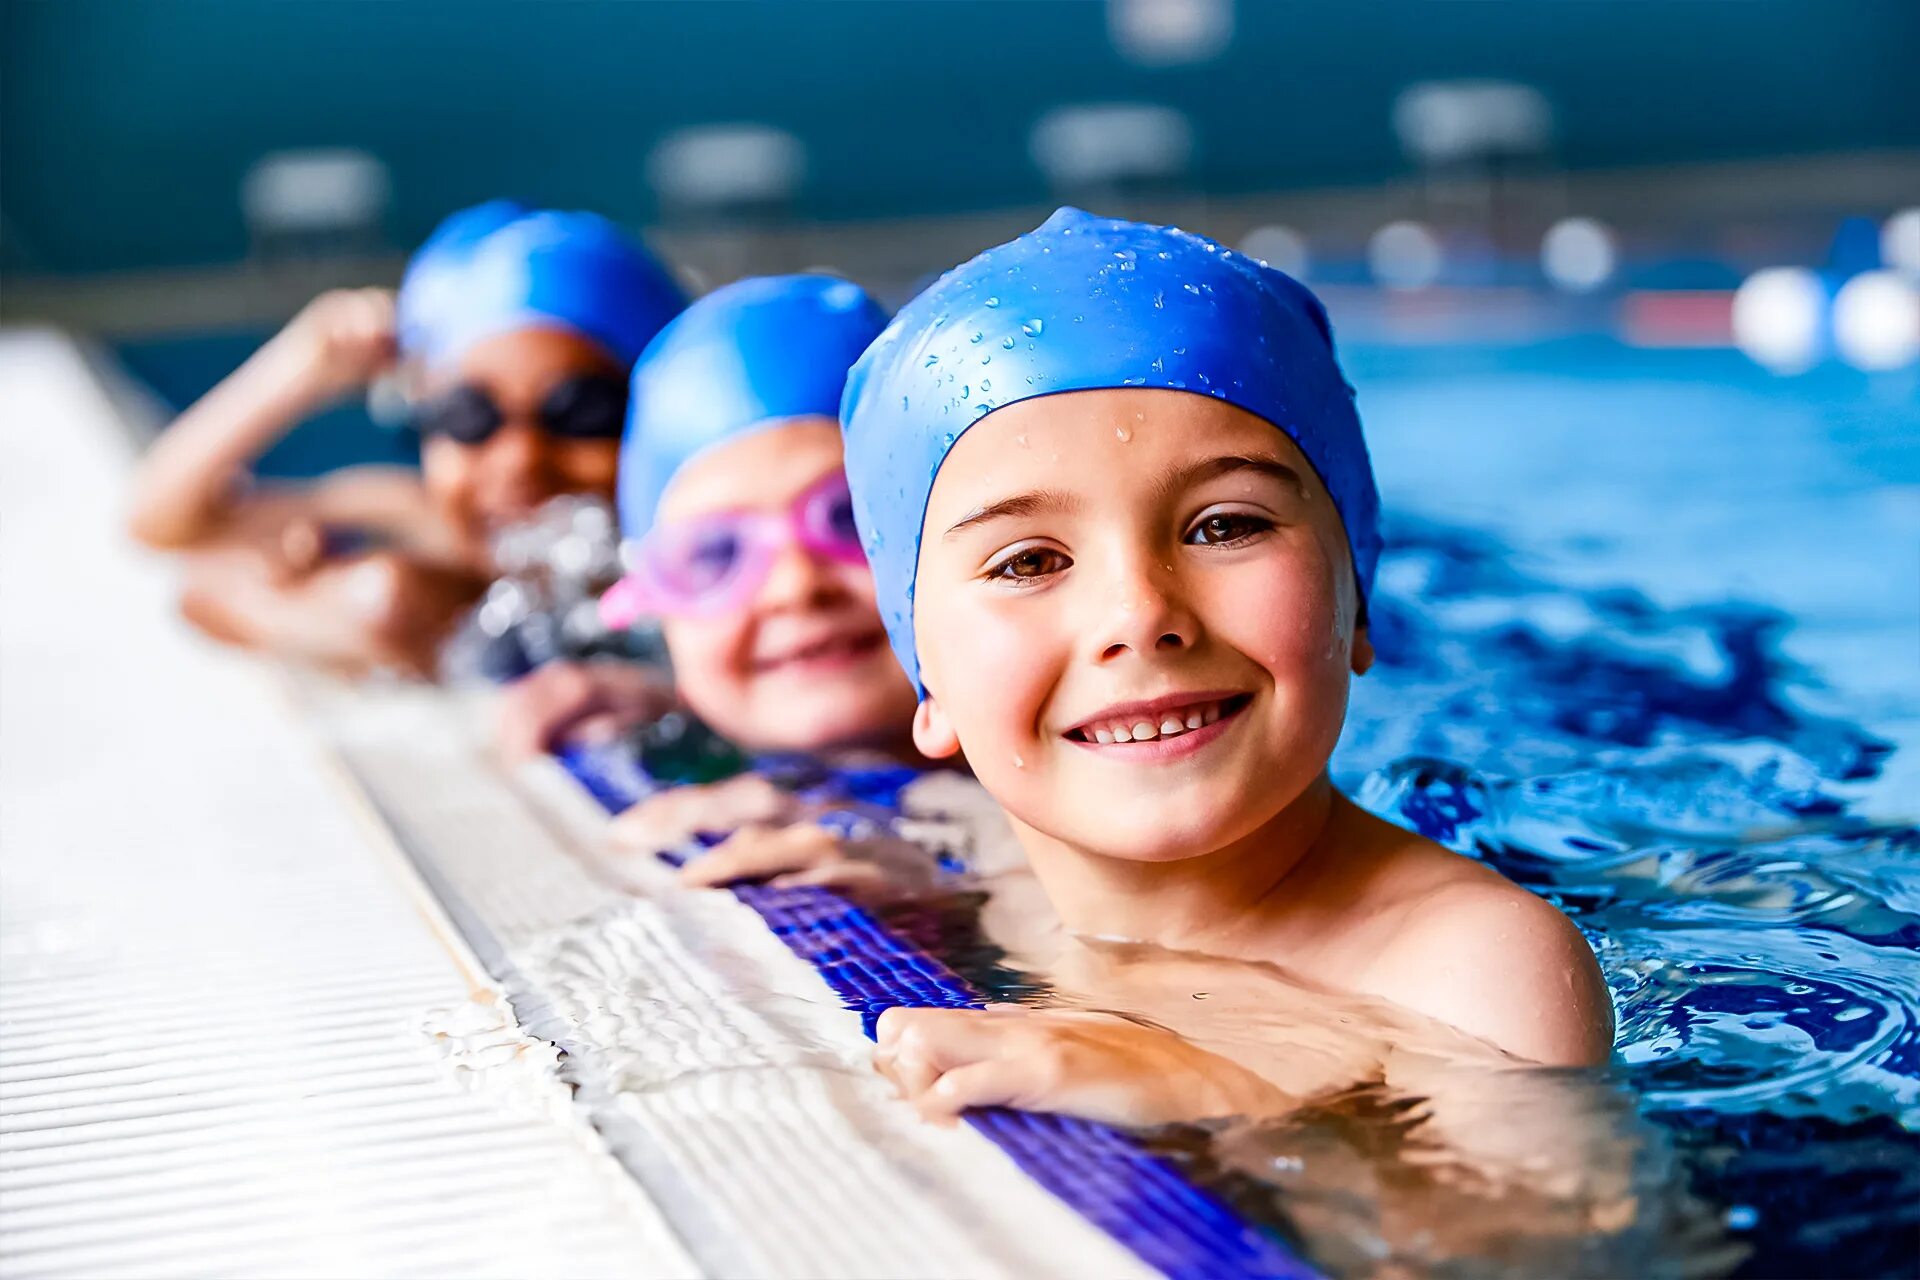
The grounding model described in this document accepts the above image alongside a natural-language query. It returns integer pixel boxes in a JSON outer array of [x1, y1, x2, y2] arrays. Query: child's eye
[[1186, 512, 1273, 546], [987, 546, 1071, 581]]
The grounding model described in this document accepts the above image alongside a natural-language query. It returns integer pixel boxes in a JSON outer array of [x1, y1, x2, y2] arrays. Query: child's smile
[[911, 387, 1371, 867], [1060, 690, 1252, 757]]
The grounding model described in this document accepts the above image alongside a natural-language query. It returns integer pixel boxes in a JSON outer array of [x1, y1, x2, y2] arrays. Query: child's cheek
[[663, 614, 757, 738], [1213, 547, 1347, 674], [420, 442, 476, 530], [930, 590, 1059, 768]]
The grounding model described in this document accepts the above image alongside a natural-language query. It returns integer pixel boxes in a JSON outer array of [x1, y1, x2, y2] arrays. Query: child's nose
[[1091, 562, 1195, 663], [481, 422, 558, 487], [755, 540, 842, 610]]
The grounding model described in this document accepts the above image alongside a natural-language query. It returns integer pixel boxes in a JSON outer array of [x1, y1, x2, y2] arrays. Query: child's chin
[[756, 702, 897, 754], [1069, 817, 1234, 866]]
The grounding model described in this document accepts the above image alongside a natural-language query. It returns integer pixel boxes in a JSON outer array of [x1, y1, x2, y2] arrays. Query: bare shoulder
[[1354, 828, 1615, 1067]]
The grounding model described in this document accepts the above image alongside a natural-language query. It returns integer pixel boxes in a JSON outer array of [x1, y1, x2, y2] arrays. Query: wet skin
[[653, 418, 921, 755], [417, 325, 625, 560], [873, 388, 1610, 1124]]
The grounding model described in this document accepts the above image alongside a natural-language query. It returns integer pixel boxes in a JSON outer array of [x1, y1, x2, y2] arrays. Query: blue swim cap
[[617, 274, 890, 541], [840, 207, 1381, 693], [396, 200, 687, 371]]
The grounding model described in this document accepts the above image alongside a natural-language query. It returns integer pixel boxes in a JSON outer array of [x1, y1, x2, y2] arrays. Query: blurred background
[[5, 0, 1916, 468], [5, 10, 1919, 1271]]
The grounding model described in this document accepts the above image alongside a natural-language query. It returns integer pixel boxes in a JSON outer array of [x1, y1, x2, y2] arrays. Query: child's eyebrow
[[1154, 454, 1307, 502], [942, 489, 1080, 539]]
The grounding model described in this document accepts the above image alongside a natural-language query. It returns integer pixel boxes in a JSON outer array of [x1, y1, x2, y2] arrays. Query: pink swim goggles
[[601, 470, 868, 625]]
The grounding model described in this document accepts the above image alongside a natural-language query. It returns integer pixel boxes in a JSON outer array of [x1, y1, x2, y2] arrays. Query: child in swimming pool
[[838, 209, 1615, 1127], [505, 275, 940, 895], [127, 201, 685, 676]]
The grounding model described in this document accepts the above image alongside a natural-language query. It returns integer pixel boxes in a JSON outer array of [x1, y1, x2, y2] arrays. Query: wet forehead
[[657, 416, 844, 523], [926, 388, 1321, 526], [435, 324, 619, 405]]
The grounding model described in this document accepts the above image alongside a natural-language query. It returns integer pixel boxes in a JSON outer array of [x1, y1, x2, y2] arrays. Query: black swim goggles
[[411, 373, 629, 445]]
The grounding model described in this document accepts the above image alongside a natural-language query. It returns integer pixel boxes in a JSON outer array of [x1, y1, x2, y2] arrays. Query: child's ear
[[1351, 624, 1375, 676], [912, 697, 963, 759]]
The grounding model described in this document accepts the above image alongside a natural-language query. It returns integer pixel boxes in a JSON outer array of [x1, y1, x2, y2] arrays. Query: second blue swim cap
[[617, 274, 891, 540], [396, 200, 687, 371], [841, 206, 1382, 693]]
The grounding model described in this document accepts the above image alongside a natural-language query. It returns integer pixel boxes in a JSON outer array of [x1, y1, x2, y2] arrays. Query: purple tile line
[[559, 745, 1319, 1280]]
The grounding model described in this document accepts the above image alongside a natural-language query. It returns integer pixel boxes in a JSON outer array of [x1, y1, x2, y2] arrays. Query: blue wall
[[5, 0, 1916, 275]]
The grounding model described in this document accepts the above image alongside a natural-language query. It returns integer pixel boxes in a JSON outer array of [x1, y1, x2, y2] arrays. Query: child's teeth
[[1159, 715, 1184, 735], [1185, 710, 1205, 729], [1204, 704, 1221, 724], [1112, 725, 1133, 742], [1093, 728, 1115, 744], [1131, 721, 1157, 741]]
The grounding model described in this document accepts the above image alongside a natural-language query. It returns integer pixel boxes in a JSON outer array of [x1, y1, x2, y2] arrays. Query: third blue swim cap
[[840, 206, 1381, 692], [396, 200, 687, 371], [617, 274, 891, 540]]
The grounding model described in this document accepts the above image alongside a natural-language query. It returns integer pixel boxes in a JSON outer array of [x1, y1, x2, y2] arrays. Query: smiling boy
[[840, 209, 1613, 1127]]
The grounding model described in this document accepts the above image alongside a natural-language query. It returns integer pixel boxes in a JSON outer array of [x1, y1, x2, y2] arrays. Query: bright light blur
[[1368, 220, 1443, 291], [1238, 224, 1311, 279], [1832, 270, 1920, 371], [1540, 217, 1617, 293], [1732, 267, 1829, 373], [1884, 208, 1920, 278]]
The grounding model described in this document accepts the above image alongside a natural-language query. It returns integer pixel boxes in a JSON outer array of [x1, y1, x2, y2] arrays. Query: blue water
[[1330, 341, 1919, 1277]]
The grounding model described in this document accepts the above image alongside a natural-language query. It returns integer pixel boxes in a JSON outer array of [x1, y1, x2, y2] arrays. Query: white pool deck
[[0, 330, 1149, 1279]]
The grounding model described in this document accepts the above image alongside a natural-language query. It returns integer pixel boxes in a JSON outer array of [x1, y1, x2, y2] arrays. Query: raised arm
[[127, 288, 398, 549]]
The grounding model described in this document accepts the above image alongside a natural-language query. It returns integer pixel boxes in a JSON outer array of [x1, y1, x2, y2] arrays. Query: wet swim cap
[[617, 274, 890, 541], [396, 200, 687, 371], [840, 207, 1382, 692]]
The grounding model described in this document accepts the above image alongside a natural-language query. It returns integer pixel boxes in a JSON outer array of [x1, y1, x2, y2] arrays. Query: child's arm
[[176, 542, 484, 677], [127, 289, 399, 549]]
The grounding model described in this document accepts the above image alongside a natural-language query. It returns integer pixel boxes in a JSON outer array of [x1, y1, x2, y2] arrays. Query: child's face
[[657, 419, 919, 754], [419, 326, 624, 548], [912, 389, 1372, 864]]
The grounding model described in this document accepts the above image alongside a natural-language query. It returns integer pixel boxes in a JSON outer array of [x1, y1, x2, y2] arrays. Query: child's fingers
[[563, 710, 632, 748], [679, 825, 837, 888], [605, 776, 773, 849], [769, 862, 893, 903], [873, 1039, 943, 1102], [625, 775, 791, 843], [873, 1007, 1008, 1074], [495, 662, 599, 761], [924, 1058, 1030, 1119]]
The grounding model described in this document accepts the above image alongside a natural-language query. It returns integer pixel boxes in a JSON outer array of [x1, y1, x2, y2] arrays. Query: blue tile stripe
[[557, 743, 1318, 1280]]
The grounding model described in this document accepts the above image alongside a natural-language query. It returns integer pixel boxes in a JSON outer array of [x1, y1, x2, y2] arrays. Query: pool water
[[867, 340, 1917, 1278], [1321, 342, 1918, 1276], [124, 331, 1919, 1276]]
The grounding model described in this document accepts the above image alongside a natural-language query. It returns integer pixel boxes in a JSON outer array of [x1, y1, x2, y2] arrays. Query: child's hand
[[496, 660, 678, 761], [873, 1005, 1290, 1128], [606, 775, 801, 851], [271, 288, 398, 403], [678, 823, 948, 906]]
